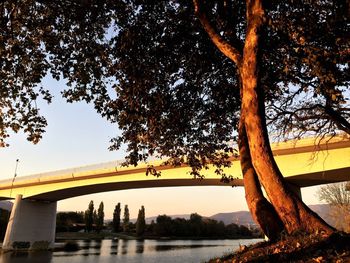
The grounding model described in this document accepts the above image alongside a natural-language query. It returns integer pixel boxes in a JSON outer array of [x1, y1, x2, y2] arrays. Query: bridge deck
[[0, 135, 349, 201]]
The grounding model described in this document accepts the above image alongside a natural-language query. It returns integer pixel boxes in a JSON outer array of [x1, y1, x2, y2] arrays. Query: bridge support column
[[2, 194, 57, 251]]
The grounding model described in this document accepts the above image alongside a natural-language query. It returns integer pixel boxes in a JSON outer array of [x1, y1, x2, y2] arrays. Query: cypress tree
[[112, 203, 121, 232], [96, 202, 104, 233], [123, 205, 130, 232], [136, 206, 146, 236], [85, 200, 94, 232]]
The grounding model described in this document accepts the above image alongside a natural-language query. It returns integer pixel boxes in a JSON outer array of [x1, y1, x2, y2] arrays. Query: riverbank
[[208, 232, 350, 262]]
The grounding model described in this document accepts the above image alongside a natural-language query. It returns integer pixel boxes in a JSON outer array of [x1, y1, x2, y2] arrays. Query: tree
[[154, 215, 173, 237], [136, 206, 146, 236], [96, 202, 104, 233], [122, 205, 130, 233], [56, 211, 84, 232], [84, 200, 94, 232], [2, 1, 348, 238], [317, 183, 350, 232], [0, 208, 10, 241], [112, 203, 121, 232], [189, 213, 203, 236]]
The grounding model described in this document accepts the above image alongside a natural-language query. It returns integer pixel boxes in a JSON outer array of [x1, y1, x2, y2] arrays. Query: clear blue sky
[[0, 76, 323, 219]]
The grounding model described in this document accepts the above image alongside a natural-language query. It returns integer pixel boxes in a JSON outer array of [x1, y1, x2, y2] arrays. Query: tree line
[[148, 213, 258, 238], [112, 203, 146, 236], [56, 200, 105, 233], [55, 201, 258, 238]]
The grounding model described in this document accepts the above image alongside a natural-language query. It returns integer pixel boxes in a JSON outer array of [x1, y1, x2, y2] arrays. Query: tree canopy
[[1, 1, 348, 168]]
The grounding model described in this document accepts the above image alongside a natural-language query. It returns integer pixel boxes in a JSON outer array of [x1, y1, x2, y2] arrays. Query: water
[[0, 239, 261, 263]]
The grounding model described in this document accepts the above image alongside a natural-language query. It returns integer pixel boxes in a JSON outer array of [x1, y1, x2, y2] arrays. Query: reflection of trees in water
[[136, 240, 144, 254], [121, 239, 128, 255], [81, 239, 92, 249], [110, 239, 119, 255], [91, 239, 102, 250], [80, 239, 102, 250], [154, 244, 221, 251], [0, 251, 53, 263]]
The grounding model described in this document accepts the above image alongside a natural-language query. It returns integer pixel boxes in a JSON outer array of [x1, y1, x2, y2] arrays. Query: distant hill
[[209, 204, 333, 227], [131, 214, 191, 224], [0, 201, 13, 211], [308, 204, 332, 225], [133, 204, 333, 227], [210, 211, 255, 226]]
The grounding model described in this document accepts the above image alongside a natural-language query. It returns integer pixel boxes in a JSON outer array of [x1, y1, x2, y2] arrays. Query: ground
[[208, 232, 350, 263]]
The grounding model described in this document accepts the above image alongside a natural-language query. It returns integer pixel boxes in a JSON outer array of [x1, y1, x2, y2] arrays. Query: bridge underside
[[27, 178, 243, 201]]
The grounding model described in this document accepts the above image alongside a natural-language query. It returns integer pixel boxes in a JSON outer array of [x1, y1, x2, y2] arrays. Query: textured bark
[[193, 0, 335, 236], [240, 0, 334, 235], [239, 116, 284, 241]]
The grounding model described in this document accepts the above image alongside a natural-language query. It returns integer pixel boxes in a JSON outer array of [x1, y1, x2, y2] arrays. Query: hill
[[133, 204, 332, 227]]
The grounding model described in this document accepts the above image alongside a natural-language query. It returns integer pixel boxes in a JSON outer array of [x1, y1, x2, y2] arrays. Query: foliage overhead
[[1, 1, 349, 172]]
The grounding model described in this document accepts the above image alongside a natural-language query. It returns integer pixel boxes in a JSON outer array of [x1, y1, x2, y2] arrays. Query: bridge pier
[[2, 194, 57, 251]]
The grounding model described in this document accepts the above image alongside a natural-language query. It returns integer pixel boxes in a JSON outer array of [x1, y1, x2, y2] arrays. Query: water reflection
[[0, 250, 52, 263], [1, 239, 262, 263], [90, 240, 102, 250], [121, 239, 128, 255], [81, 239, 91, 250], [135, 240, 144, 254], [153, 244, 221, 251]]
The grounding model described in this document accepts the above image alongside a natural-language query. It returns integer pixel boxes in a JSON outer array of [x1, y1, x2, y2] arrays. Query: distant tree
[[123, 205, 130, 232], [189, 213, 203, 236], [317, 183, 350, 232], [56, 211, 84, 232], [85, 200, 94, 232], [155, 215, 173, 236], [96, 202, 104, 233], [151, 213, 252, 238], [0, 208, 10, 241], [112, 203, 121, 232], [136, 206, 146, 236], [93, 210, 98, 227]]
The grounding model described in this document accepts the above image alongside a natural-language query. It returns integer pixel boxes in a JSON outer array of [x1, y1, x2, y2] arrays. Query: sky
[[0, 76, 324, 219]]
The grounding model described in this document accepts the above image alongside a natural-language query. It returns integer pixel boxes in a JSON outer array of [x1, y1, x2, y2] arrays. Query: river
[[0, 239, 262, 263]]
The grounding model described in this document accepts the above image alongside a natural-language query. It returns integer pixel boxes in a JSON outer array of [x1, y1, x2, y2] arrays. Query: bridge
[[0, 135, 349, 250]]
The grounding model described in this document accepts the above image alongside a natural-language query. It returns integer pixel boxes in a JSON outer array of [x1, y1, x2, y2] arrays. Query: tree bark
[[239, 115, 284, 241], [240, 0, 334, 235], [193, 0, 285, 239]]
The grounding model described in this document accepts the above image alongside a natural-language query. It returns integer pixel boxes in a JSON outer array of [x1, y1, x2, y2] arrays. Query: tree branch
[[193, 0, 242, 66]]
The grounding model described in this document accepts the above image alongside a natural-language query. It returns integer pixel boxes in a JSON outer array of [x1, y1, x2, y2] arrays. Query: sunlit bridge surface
[[0, 135, 349, 201]]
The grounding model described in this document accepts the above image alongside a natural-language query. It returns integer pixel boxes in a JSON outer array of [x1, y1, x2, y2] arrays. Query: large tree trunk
[[239, 115, 284, 241], [240, 0, 334, 235]]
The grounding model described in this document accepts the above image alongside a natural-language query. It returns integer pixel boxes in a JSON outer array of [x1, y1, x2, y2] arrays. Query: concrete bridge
[[0, 135, 349, 250]]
